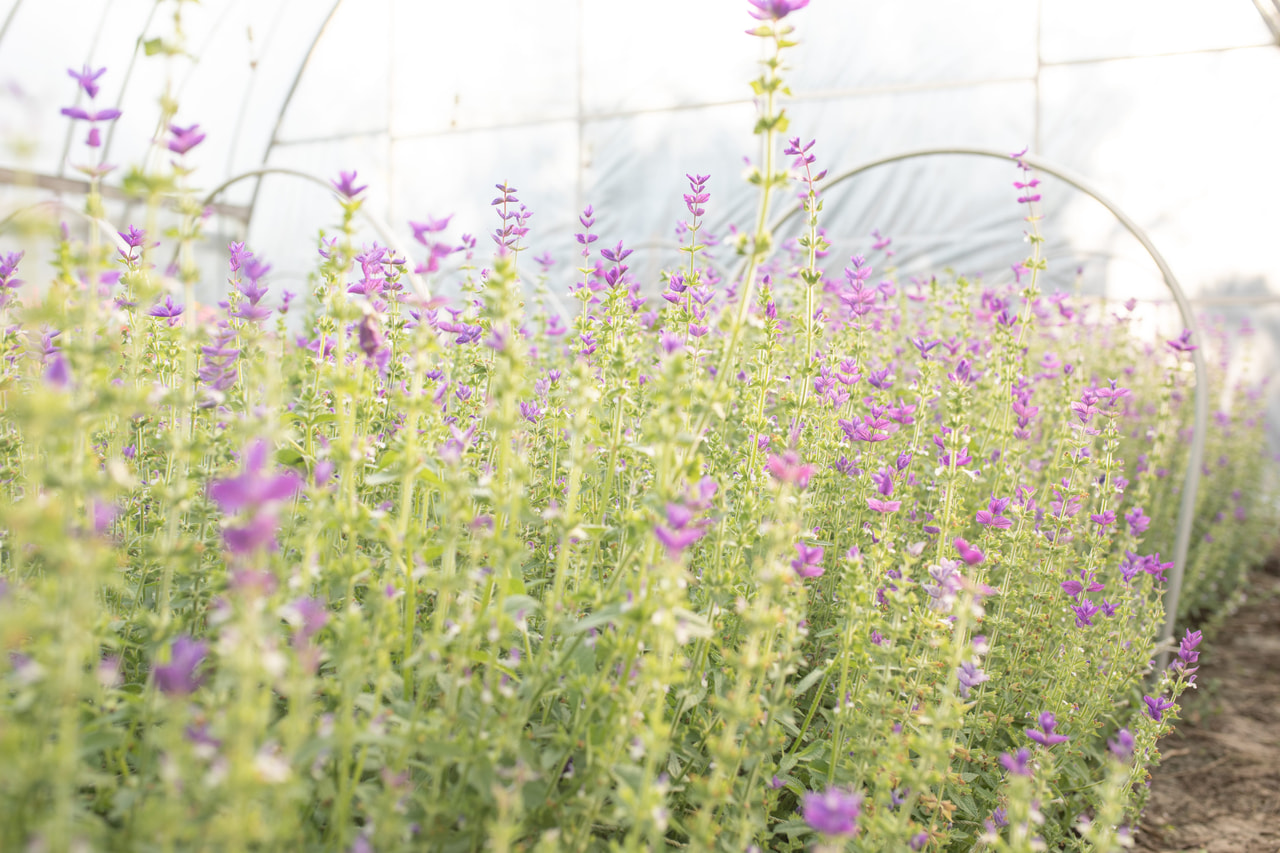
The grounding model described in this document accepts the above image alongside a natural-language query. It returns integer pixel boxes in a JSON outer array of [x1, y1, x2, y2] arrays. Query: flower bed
[[0, 2, 1275, 851]]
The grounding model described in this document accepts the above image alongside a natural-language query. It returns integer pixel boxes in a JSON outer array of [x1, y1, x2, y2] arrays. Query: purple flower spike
[[68, 65, 107, 99], [210, 441, 303, 513], [331, 170, 367, 200], [290, 597, 329, 641], [1026, 711, 1070, 746], [168, 123, 206, 155], [1000, 747, 1032, 776], [1108, 728, 1135, 760], [748, 0, 810, 21], [791, 542, 825, 579], [956, 660, 989, 697], [1143, 694, 1174, 722], [1125, 506, 1151, 536], [44, 352, 71, 389], [154, 636, 208, 696], [60, 106, 122, 123], [654, 524, 703, 555], [802, 787, 862, 836], [765, 450, 815, 489], [953, 537, 985, 565], [1166, 330, 1197, 353]]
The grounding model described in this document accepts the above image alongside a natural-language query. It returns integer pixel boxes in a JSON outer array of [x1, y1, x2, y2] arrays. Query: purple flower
[[60, 106, 122, 123], [210, 441, 303, 555], [956, 661, 989, 697], [765, 450, 815, 489], [867, 497, 902, 514], [802, 787, 862, 836], [1090, 509, 1116, 532], [923, 560, 963, 611], [999, 748, 1032, 776], [44, 352, 71, 389], [410, 215, 452, 244], [331, 170, 367, 200], [289, 597, 329, 641], [1026, 711, 1069, 746], [68, 65, 107, 99], [168, 123, 206, 155], [1125, 506, 1151, 536], [1071, 599, 1100, 628], [209, 441, 303, 513], [791, 542, 825, 579], [1166, 330, 1197, 353], [147, 295, 185, 326], [154, 636, 208, 696], [747, 0, 810, 20], [976, 496, 1013, 529], [1143, 694, 1174, 722], [953, 537, 984, 565], [1108, 728, 1135, 760]]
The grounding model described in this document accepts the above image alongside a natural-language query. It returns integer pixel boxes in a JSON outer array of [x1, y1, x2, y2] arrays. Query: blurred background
[[2, 0, 1278, 443]]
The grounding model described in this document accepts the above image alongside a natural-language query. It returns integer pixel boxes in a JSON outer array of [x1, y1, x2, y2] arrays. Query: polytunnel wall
[[2, 0, 1279, 446]]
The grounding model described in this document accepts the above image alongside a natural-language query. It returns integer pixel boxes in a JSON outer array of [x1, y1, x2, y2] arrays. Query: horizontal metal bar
[[0, 167, 252, 222]]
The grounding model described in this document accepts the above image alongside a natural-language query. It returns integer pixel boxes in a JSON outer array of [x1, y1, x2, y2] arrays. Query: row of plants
[[0, 1, 1274, 850]]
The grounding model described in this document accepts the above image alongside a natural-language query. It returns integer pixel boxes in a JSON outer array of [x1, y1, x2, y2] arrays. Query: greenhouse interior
[[1, 0, 1278, 850]]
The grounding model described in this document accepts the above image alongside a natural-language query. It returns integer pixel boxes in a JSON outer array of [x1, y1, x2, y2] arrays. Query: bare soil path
[[1134, 556, 1280, 853]]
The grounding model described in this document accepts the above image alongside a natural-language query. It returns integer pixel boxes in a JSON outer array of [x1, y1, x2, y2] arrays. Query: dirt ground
[[1134, 556, 1280, 853]]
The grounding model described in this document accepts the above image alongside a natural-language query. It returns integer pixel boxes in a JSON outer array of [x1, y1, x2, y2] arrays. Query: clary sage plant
[[0, 1, 1274, 851]]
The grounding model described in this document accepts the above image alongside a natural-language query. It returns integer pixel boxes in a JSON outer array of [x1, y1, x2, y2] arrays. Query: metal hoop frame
[[768, 146, 1207, 666]]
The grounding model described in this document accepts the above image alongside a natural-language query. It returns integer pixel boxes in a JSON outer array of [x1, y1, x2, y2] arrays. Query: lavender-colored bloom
[[999, 748, 1032, 776], [1166, 330, 1197, 353], [1177, 629, 1202, 665], [802, 787, 862, 836], [765, 450, 814, 489], [1026, 711, 1070, 746], [748, 0, 810, 21], [953, 537, 984, 565], [409, 215, 452, 244], [91, 499, 118, 536], [976, 496, 1013, 529], [167, 123, 205, 155], [1108, 728, 1135, 760], [1090, 509, 1116, 531], [290, 597, 329, 641], [1125, 506, 1151, 536], [1143, 694, 1174, 722], [210, 441, 303, 513], [791, 542, 825, 579], [956, 661, 989, 697], [147, 295, 185, 326], [654, 514, 704, 556], [44, 352, 71, 388], [222, 512, 281, 554], [357, 314, 385, 361], [1071, 599, 1100, 628], [331, 170, 367, 199], [60, 106, 122, 123], [923, 560, 963, 611], [867, 497, 902, 514], [68, 65, 107, 98], [154, 636, 208, 696]]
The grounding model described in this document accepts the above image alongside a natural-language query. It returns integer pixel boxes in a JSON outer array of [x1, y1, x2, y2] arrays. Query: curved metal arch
[[199, 166, 428, 300], [244, 0, 344, 230], [770, 146, 1206, 664]]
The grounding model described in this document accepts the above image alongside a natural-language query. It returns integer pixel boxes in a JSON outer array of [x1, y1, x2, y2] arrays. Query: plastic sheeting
[[2, 0, 1278, 443]]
